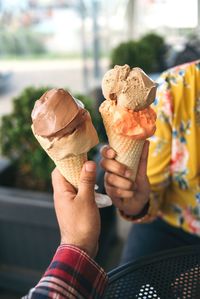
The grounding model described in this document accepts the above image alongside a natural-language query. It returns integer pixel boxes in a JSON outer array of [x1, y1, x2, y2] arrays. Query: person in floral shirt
[[101, 60, 200, 263]]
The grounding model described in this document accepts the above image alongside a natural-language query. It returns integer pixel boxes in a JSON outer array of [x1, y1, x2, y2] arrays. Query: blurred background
[[0, 0, 200, 298]]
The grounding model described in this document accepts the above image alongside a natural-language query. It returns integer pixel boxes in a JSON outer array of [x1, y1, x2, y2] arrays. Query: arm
[[23, 245, 107, 299], [22, 162, 108, 299]]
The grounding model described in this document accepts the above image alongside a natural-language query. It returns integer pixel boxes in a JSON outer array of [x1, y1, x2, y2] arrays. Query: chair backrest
[[104, 245, 200, 299]]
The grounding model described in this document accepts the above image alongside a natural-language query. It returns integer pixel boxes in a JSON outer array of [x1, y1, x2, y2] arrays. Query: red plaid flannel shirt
[[22, 245, 108, 299]]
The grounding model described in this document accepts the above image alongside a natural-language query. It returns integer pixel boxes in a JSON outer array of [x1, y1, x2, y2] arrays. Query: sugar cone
[[33, 127, 88, 189], [32, 117, 99, 190], [55, 153, 87, 189], [101, 111, 145, 181]]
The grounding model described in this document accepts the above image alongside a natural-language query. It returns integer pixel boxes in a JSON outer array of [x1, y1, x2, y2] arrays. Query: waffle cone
[[32, 114, 99, 189], [55, 153, 87, 189], [101, 112, 145, 181], [33, 126, 88, 188]]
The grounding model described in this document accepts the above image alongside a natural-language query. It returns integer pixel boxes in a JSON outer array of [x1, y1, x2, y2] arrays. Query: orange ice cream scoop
[[113, 106, 156, 140], [100, 100, 156, 140]]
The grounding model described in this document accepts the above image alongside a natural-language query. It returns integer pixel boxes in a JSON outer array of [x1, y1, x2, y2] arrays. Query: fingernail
[[106, 148, 115, 158], [125, 169, 132, 178], [85, 161, 96, 172]]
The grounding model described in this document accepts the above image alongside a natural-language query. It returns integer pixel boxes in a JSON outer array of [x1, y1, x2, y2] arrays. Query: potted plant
[[110, 32, 167, 74]]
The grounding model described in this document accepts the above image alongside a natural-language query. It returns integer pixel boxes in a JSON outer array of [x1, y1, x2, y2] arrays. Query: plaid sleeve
[[22, 245, 108, 299]]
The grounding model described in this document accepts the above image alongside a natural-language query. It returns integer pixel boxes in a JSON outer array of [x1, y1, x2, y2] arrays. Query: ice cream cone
[[101, 109, 145, 181], [100, 65, 157, 183], [54, 153, 87, 189]]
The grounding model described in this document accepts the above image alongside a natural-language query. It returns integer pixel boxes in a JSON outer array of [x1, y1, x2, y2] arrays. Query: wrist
[[119, 199, 150, 221], [121, 197, 150, 217], [60, 240, 98, 259], [77, 244, 98, 259]]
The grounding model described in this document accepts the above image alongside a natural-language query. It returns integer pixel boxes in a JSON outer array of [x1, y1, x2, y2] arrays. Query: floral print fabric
[[147, 60, 200, 235]]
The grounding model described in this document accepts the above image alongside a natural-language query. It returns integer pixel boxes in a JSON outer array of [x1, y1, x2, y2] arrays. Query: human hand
[[51, 161, 100, 258], [100, 141, 150, 216]]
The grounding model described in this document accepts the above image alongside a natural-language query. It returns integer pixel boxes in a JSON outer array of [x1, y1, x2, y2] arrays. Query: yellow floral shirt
[[148, 60, 200, 235]]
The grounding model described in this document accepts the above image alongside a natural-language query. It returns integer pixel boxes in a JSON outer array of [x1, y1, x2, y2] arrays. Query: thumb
[[77, 161, 96, 201]]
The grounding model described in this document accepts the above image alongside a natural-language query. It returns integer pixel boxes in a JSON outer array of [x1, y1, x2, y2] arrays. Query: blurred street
[[0, 58, 109, 117]]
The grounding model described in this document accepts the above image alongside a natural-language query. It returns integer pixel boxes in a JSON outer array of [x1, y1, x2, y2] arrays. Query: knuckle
[[126, 180, 134, 190], [115, 188, 123, 197], [105, 185, 114, 197], [105, 183, 111, 193], [118, 164, 127, 176], [80, 176, 95, 185], [107, 173, 115, 184]]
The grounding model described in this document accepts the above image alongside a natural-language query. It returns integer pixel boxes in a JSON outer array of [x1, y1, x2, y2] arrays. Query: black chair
[[104, 245, 200, 299]]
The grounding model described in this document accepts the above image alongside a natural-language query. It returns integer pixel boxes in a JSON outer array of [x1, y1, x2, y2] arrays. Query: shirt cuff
[[42, 244, 108, 299]]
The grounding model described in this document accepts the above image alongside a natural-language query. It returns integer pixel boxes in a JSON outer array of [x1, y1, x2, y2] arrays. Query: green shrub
[[140, 33, 167, 72], [110, 32, 167, 73], [111, 40, 139, 69], [0, 87, 101, 191]]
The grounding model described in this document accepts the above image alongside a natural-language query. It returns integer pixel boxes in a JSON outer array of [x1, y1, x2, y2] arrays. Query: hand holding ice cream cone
[[52, 161, 100, 258], [100, 141, 151, 217], [99, 65, 157, 215]]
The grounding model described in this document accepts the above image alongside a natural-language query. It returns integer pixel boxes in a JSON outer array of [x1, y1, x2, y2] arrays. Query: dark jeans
[[121, 218, 200, 265]]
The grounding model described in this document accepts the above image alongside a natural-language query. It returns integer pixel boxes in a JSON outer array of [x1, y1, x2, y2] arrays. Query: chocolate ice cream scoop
[[32, 88, 87, 137]]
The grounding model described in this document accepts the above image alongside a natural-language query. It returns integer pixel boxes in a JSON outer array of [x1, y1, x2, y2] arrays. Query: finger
[[100, 158, 132, 178], [100, 145, 116, 159], [51, 168, 75, 194], [77, 161, 96, 201], [105, 186, 134, 210], [106, 184, 134, 201], [137, 140, 150, 177], [105, 172, 134, 190]]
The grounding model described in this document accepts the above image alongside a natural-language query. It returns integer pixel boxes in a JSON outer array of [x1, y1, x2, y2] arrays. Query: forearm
[[22, 245, 108, 299]]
